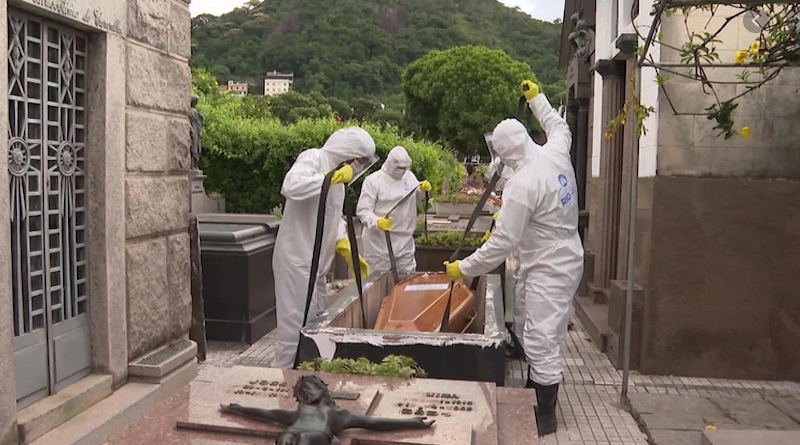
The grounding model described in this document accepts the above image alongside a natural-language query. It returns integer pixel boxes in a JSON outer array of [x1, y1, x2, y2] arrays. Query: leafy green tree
[[402, 46, 536, 155], [351, 97, 381, 121], [269, 91, 334, 124], [327, 97, 353, 120], [192, 68, 221, 97]]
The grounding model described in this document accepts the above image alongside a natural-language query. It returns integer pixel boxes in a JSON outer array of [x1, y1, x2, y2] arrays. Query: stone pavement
[[200, 318, 800, 445]]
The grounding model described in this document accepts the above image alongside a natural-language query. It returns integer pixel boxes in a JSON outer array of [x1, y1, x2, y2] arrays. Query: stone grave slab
[[177, 366, 498, 445], [344, 377, 497, 445], [176, 367, 378, 439]]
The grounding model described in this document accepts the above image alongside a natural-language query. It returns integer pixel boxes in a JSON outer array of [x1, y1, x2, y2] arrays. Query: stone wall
[[124, 0, 192, 360], [639, 176, 800, 380], [657, 11, 800, 180]]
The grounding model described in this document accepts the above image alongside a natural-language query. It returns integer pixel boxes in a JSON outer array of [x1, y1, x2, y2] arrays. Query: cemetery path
[[201, 317, 800, 445]]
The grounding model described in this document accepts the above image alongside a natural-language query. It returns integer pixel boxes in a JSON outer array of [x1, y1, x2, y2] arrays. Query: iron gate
[[8, 9, 91, 409]]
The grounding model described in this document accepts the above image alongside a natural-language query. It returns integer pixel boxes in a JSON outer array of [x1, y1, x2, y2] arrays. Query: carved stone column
[[592, 60, 626, 293]]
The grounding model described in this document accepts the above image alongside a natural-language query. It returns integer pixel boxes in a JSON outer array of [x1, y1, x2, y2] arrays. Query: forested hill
[[191, 0, 563, 99]]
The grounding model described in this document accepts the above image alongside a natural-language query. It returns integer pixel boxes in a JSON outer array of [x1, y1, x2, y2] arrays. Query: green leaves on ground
[[298, 355, 427, 378]]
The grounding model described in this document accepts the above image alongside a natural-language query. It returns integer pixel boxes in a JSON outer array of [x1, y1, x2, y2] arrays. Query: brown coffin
[[373, 273, 476, 333]]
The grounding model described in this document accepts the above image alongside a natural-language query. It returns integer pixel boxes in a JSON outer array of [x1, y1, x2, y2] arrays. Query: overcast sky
[[189, 0, 565, 22]]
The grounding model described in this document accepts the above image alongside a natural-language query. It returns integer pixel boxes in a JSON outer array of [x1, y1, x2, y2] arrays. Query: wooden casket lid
[[373, 273, 475, 333]]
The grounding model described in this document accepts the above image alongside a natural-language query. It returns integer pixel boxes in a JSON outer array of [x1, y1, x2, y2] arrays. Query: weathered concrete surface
[[126, 111, 167, 172], [768, 396, 800, 425], [126, 44, 191, 114], [167, 117, 191, 172], [87, 32, 129, 387], [125, 177, 190, 239], [630, 393, 800, 445], [169, 0, 191, 59], [17, 375, 112, 444], [649, 430, 701, 445], [702, 430, 800, 445], [126, 239, 169, 359], [640, 176, 800, 380], [167, 233, 192, 341], [127, 0, 170, 51]]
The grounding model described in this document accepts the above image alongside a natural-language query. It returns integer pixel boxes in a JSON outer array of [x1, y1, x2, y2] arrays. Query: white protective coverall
[[460, 94, 583, 386], [357, 147, 420, 274], [272, 128, 376, 369], [486, 158, 528, 348]]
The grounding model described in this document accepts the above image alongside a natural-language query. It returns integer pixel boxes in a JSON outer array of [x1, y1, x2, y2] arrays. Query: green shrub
[[415, 231, 483, 248], [298, 355, 427, 379], [199, 111, 465, 213], [432, 194, 483, 204]]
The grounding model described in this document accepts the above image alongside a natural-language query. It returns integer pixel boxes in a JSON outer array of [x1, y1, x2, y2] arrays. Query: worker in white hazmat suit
[[445, 82, 583, 436], [483, 143, 533, 361], [272, 127, 377, 370], [357, 147, 432, 275]]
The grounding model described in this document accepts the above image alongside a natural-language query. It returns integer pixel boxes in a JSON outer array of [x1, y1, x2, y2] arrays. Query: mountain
[[191, 0, 563, 100]]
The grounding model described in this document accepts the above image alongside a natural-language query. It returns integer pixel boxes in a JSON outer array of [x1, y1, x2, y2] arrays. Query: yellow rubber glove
[[419, 180, 432, 192], [330, 164, 354, 185], [377, 217, 392, 232], [521, 80, 540, 101], [336, 239, 370, 278], [481, 229, 496, 243], [443, 260, 464, 281]]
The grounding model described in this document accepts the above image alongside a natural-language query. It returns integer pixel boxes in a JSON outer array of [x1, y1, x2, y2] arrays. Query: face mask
[[390, 165, 409, 180], [347, 153, 379, 184]]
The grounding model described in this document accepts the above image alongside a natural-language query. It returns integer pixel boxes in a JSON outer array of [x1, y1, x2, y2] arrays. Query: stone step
[[128, 339, 197, 383], [573, 295, 610, 353], [29, 360, 197, 445], [17, 375, 113, 444], [702, 430, 800, 445]]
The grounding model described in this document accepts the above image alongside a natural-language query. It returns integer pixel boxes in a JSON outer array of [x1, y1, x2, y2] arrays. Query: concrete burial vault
[[298, 274, 507, 386], [175, 366, 521, 445]]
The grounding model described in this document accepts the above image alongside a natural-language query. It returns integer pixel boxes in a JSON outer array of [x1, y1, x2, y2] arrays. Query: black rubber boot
[[529, 378, 559, 437]]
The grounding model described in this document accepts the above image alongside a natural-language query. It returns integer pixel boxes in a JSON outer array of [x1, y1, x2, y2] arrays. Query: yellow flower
[[734, 51, 748, 65], [749, 42, 760, 56], [739, 126, 751, 140], [604, 131, 613, 140]]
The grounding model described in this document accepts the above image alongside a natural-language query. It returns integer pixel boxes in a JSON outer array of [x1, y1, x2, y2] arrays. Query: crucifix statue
[[220, 375, 434, 445]]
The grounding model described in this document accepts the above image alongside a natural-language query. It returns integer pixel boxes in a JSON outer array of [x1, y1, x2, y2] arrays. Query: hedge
[[199, 99, 465, 213]]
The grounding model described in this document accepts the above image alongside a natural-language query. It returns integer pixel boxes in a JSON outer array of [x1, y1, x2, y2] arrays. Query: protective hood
[[381, 146, 412, 180], [491, 119, 536, 171], [486, 157, 514, 191], [321, 127, 377, 165]]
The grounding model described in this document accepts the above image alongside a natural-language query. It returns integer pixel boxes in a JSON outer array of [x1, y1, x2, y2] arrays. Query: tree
[[327, 97, 353, 120], [190, 0, 563, 102], [351, 97, 381, 121], [192, 68, 220, 97], [402, 46, 536, 155], [269, 91, 334, 124]]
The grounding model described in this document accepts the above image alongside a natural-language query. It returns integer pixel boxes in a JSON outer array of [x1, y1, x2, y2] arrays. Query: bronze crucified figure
[[221, 375, 435, 445]]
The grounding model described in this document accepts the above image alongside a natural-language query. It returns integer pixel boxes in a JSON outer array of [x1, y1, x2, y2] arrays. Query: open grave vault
[[299, 273, 506, 386]]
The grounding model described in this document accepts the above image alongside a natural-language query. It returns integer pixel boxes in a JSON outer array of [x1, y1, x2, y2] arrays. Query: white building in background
[[264, 71, 294, 96]]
